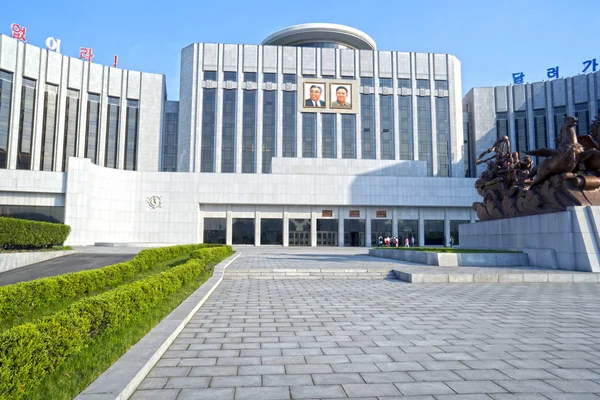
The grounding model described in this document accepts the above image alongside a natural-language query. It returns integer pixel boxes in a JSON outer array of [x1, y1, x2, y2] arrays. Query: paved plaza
[[127, 247, 600, 399]]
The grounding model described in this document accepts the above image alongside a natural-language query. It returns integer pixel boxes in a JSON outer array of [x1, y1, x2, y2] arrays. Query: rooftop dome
[[261, 23, 376, 51]]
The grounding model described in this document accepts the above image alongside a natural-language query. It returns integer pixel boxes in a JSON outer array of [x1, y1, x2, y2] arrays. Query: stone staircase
[[223, 268, 396, 280]]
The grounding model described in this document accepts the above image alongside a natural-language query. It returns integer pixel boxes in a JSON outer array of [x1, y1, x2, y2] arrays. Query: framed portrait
[[330, 83, 352, 109], [303, 83, 326, 108]]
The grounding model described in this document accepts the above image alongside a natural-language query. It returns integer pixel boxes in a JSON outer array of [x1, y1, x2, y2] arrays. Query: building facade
[[464, 72, 600, 176], [0, 24, 480, 247]]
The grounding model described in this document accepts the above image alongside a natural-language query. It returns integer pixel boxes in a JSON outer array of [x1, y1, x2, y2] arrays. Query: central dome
[[261, 23, 376, 51]]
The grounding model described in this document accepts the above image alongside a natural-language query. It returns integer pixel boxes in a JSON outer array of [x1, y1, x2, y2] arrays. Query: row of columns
[[200, 208, 476, 247]]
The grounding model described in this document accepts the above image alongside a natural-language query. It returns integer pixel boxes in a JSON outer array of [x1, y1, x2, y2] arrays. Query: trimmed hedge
[[0, 245, 233, 399], [0, 217, 71, 250], [0, 243, 218, 324]]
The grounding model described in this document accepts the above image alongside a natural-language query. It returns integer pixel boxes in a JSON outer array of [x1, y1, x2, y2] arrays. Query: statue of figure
[[527, 115, 600, 189], [476, 135, 510, 165]]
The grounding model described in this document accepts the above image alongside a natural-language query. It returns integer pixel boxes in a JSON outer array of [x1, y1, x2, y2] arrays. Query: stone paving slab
[[131, 248, 600, 399]]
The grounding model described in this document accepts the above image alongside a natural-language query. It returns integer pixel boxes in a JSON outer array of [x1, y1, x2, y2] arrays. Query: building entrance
[[289, 218, 311, 246], [317, 219, 338, 246], [344, 219, 365, 247]]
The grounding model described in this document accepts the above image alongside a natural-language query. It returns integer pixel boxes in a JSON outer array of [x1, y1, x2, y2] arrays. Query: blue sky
[[2, 0, 598, 100]]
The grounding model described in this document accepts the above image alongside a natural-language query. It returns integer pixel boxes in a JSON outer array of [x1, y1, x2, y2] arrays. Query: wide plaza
[[70, 247, 600, 399]]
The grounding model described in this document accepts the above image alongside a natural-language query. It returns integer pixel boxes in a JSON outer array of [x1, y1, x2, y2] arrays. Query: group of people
[[377, 235, 415, 248]]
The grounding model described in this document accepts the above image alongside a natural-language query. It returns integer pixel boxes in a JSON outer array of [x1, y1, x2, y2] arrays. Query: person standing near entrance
[[450, 236, 455, 248], [404, 237, 409, 247], [410, 236, 415, 247]]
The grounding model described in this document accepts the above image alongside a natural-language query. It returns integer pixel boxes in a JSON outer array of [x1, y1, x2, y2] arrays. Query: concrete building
[[0, 23, 479, 247], [463, 72, 600, 176]]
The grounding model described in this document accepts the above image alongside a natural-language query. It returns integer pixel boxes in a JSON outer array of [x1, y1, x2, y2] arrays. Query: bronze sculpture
[[473, 114, 600, 221]]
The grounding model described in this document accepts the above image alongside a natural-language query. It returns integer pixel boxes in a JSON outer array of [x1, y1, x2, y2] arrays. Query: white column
[[255, 211, 261, 246], [31, 52, 47, 171], [276, 47, 283, 160], [117, 70, 127, 170], [215, 44, 224, 173], [235, 49, 243, 173], [365, 209, 372, 247], [198, 205, 204, 243], [410, 53, 419, 161], [418, 208, 425, 246], [355, 50, 362, 159], [96, 67, 109, 167], [256, 47, 263, 173], [392, 53, 400, 160], [226, 210, 233, 245], [296, 48, 302, 158], [338, 212, 345, 247], [429, 54, 438, 176], [526, 83, 536, 152], [444, 210, 451, 247], [7, 42, 24, 169], [374, 55, 381, 160], [311, 211, 317, 247], [392, 208, 398, 238], [283, 210, 289, 246]]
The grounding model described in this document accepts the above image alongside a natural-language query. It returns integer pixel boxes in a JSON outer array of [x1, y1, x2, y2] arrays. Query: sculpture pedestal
[[459, 206, 600, 272]]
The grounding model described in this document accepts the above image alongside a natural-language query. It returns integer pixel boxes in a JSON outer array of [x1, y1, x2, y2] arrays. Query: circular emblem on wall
[[266, 82, 273, 90], [146, 196, 162, 209], [226, 81, 233, 89], [285, 82, 292, 91], [245, 81, 253, 90], [206, 81, 213, 88]]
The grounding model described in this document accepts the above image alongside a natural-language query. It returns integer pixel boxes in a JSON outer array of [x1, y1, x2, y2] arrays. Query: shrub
[[0, 244, 218, 323], [0, 217, 71, 250], [0, 245, 233, 399]]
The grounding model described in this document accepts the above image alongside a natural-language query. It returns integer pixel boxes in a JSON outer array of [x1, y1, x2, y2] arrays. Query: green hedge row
[[0, 245, 233, 399], [0, 243, 218, 323], [0, 217, 71, 250]]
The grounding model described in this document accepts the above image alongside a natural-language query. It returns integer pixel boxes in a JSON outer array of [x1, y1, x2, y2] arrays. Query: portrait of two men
[[304, 83, 352, 110]]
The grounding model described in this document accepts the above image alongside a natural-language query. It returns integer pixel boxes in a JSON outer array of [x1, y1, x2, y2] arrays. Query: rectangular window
[[124, 99, 139, 171], [223, 72, 237, 81], [0, 71, 13, 169], [397, 219, 418, 246], [162, 111, 178, 172], [399, 95, 413, 160], [416, 79, 430, 90], [302, 74, 315, 78], [533, 109, 547, 152], [104, 96, 120, 169], [204, 218, 226, 244], [424, 220, 444, 246], [85, 93, 101, 164], [341, 75, 354, 80], [221, 89, 236, 173], [17, 78, 36, 170], [282, 74, 296, 84], [243, 72, 257, 83], [361, 94, 375, 159], [553, 106, 566, 147], [496, 112, 509, 140], [397, 78, 411, 89], [435, 97, 450, 177], [360, 77, 374, 87], [342, 114, 356, 159], [242, 90, 256, 173], [40, 84, 58, 171], [62, 89, 79, 171], [379, 95, 394, 160], [463, 116, 471, 177], [204, 71, 217, 81], [282, 91, 296, 157], [322, 113, 336, 159], [200, 88, 217, 172], [434, 80, 448, 90], [514, 110, 528, 154], [262, 90, 276, 173], [263, 73, 277, 83], [379, 78, 393, 88], [417, 96, 432, 175], [302, 113, 316, 158], [575, 103, 589, 136]]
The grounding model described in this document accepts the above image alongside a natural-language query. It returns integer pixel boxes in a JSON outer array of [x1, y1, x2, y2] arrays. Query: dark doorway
[[344, 219, 365, 247], [232, 218, 255, 244], [261, 218, 283, 245]]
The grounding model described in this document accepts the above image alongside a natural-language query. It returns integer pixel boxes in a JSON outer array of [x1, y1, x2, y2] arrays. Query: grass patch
[[0, 254, 189, 332], [26, 251, 231, 400], [374, 246, 521, 253]]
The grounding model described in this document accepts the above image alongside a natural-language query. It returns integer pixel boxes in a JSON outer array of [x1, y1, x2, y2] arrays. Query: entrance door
[[344, 219, 365, 247], [289, 219, 311, 246]]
